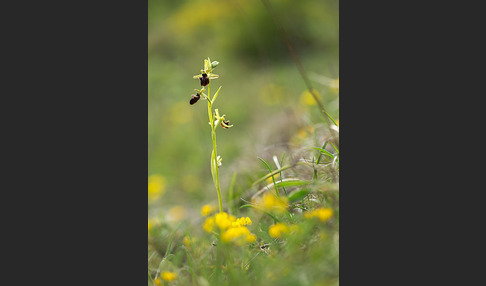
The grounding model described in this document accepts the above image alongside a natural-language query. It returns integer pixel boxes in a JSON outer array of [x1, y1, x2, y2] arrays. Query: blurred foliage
[[148, 0, 339, 209]]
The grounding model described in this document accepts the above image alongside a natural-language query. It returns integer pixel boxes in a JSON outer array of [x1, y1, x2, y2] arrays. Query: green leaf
[[252, 162, 307, 187], [275, 180, 312, 188], [210, 149, 218, 189], [287, 189, 311, 203], [211, 86, 223, 104]]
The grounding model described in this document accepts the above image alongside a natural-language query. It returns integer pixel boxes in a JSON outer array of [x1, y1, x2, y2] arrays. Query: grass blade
[[312, 147, 335, 160], [252, 162, 307, 187], [258, 157, 280, 198], [240, 204, 280, 222], [228, 172, 237, 214]]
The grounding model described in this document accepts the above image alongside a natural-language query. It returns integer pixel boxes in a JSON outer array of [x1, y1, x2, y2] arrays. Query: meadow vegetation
[[148, 1, 339, 285]]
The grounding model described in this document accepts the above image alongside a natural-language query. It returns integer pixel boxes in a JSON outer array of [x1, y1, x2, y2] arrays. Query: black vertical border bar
[[338, 0, 483, 284], [340, 0, 414, 284], [7, 0, 151, 283], [84, 1, 149, 284]]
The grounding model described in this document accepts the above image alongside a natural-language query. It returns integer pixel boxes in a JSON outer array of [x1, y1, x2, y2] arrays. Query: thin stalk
[[207, 83, 224, 213]]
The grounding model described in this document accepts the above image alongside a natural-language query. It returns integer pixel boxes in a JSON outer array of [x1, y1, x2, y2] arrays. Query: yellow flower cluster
[[232, 217, 252, 227], [161, 271, 177, 281], [268, 223, 289, 238], [215, 212, 235, 230], [268, 223, 298, 238], [221, 226, 257, 245], [203, 212, 256, 245], [201, 204, 216, 217], [202, 216, 215, 233], [203, 212, 234, 233], [304, 208, 333, 222], [148, 218, 158, 232], [148, 174, 166, 201], [154, 271, 177, 284], [253, 193, 289, 214], [154, 271, 177, 283]]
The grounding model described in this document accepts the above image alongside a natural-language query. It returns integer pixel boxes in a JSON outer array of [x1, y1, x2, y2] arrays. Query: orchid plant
[[190, 58, 233, 213]]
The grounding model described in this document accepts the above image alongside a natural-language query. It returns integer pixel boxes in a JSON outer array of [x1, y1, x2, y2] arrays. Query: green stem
[[207, 83, 224, 213]]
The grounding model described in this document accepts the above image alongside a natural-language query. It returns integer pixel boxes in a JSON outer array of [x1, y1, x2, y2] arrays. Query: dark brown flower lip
[[199, 73, 209, 86], [190, 93, 201, 105]]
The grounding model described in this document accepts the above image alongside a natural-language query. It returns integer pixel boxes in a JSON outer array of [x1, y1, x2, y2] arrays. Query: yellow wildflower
[[246, 233, 257, 243], [254, 193, 288, 214], [154, 278, 161, 286], [269, 223, 289, 238], [201, 204, 215, 217], [304, 208, 333, 222], [221, 226, 248, 242], [232, 216, 252, 227], [148, 218, 158, 231], [221, 226, 256, 245], [214, 212, 236, 230], [203, 217, 215, 233], [299, 89, 320, 106], [148, 174, 166, 201], [161, 271, 177, 282], [203, 212, 257, 244], [183, 236, 191, 249], [316, 208, 333, 222], [231, 221, 239, 228]]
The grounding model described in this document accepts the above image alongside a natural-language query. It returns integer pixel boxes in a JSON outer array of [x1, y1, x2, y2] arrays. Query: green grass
[[148, 1, 339, 285], [148, 129, 339, 285]]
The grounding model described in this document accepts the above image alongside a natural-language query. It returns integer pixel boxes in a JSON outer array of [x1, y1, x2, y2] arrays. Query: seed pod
[[190, 93, 200, 105], [199, 73, 209, 86]]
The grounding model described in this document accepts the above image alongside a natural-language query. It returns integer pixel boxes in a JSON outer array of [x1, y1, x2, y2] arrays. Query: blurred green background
[[148, 0, 339, 213]]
